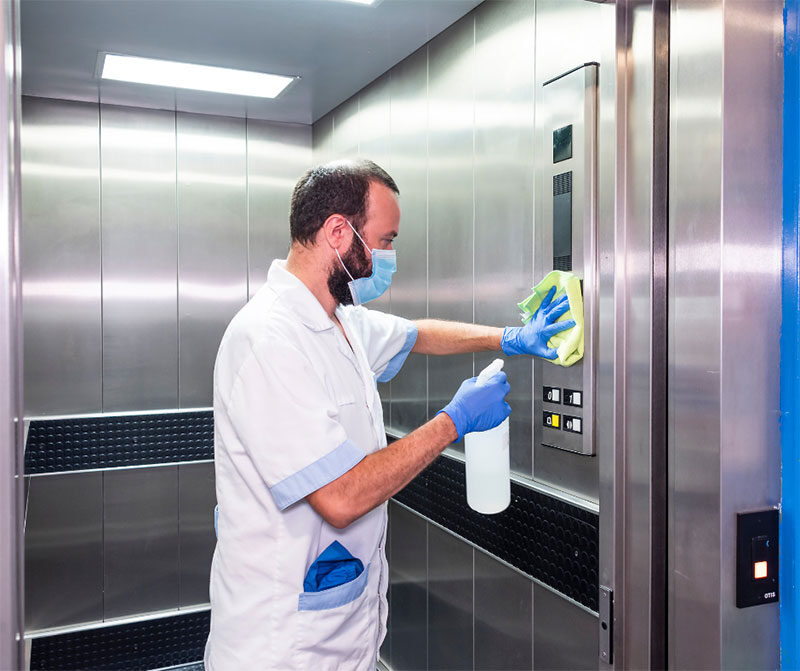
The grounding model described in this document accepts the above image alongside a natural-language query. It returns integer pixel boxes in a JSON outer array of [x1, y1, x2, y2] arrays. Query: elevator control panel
[[736, 509, 779, 608], [535, 63, 598, 457]]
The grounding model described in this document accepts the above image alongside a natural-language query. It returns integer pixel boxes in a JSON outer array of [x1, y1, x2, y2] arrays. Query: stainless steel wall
[[21, 96, 312, 416], [24, 461, 218, 632], [669, 0, 782, 668], [0, 0, 23, 666], [313, 1, 614, 668], [21, 99, 312, 633]]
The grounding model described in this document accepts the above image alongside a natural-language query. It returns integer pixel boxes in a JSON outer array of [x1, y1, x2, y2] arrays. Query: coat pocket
[[294, 562, 376, 670], [298, 561, 370, 611]]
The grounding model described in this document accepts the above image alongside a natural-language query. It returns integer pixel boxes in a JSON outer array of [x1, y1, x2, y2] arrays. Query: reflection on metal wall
[[474, 0, 535, 476], [247, 120, 311, 295], [23, 411, 217, 633], [177, 113, 247, 408], [669, 0, 782, 668], [388, 47, 429, 436], [313, 1, 613, 668], [101, 105, 178, 411], [21, 97, 312, 416], [21, 98, 102, 415], [0, 0, 24, 666], [314, 0, 613, 497]]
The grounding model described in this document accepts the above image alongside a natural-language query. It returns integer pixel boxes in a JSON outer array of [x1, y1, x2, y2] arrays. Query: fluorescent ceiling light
[[99, 53, 296, 98], [336, 0, 380, 4]]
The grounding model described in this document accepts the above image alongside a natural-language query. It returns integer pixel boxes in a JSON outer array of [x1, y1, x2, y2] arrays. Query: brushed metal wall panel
[[474, 549, 532, 670], [533, 585, 597, 670], [428, 523, 473, 670], [717, 1, 781, 666], [387, 46, 429, 435], [178, 462, 216, 607], [247, 120, 311, 295], [358, 72, 392, 320], [177, 113, 248, 407], [357, 73, 393, 420], [474, 0, 535, 477], [21, 97, 101, 415], [668, 2, 723, 667], [101, 105, 178, 411], [387, 502, 427, 671], [312, 111, 335, 164], [533, 0, 608, 500], [358, 73, 392, 174], [332, 97, 361, 158], [104, 467, 179, 619], [427, 15, 475, 441], [25, 472, 103, 631]]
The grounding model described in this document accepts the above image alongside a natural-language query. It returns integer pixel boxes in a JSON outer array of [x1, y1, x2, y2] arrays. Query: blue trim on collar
[[376, 321, 418, 383], [298, 562, 371, 611], [269, 438, 366, 510]]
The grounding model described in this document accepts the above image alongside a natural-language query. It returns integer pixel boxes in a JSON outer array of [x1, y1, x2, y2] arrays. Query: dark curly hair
[[289, 159, 399, 246]]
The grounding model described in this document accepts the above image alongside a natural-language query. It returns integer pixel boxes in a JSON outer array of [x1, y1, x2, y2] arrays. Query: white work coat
[[204, 260, 417, 671]]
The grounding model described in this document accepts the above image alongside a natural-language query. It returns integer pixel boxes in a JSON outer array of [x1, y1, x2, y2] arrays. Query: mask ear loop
[[335, 247, 356, 282], [345, 218, 373, 257]]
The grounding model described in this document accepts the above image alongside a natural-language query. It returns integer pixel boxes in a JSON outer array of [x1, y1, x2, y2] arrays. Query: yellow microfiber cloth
[[518, 270, 584, 367]]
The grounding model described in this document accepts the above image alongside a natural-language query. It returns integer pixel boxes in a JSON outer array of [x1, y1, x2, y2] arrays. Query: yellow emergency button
[[551, 414, 560, 429]]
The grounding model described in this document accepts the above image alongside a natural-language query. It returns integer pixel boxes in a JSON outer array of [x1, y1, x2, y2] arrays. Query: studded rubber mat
[[29, 611, 209, 670], [393, 453, 599, 612], [25, 411, 214, 474]]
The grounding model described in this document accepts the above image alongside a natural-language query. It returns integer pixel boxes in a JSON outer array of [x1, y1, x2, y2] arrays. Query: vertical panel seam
[[98, 102, 104, 413], [175, 110, 180, 408], [471, 546, 475, 671], [425, 43, 430, 422], [101, 471, 106, 619]]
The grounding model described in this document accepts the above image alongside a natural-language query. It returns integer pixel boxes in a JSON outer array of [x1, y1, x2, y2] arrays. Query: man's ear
[[321, 214, 349, 250]]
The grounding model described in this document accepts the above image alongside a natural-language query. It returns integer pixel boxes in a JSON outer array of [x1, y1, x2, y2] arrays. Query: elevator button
[[544, 386, 561, 403], [563, 415, 582, 434], [564, 389, 583, 407], [543, 411, 561, 429]]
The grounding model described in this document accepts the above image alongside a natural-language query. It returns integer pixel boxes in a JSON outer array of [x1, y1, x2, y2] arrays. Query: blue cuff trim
[[377, 322, 418, 383], [269, 439, 366, 511], [298, 562, 371, 611]]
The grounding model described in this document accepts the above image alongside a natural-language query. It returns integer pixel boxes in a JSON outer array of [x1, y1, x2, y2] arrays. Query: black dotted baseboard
[[29, 611, 209, 671], [25, 410, 214, 474], [393, 453, 599, 612]]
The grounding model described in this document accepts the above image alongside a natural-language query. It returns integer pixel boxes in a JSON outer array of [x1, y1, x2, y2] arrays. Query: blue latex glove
[[501, 286, 576, 359], [437, 372, 511, 441], [303, 541, 364, 592]]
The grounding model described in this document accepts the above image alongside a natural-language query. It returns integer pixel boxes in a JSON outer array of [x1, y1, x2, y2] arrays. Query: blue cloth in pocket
[[303, 541, 364, 593]]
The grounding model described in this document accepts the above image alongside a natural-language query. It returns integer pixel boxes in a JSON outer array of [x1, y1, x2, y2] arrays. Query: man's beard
[[328, 235, 371, 306]]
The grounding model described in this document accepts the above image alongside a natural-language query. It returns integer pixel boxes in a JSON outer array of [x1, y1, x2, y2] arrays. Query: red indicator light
[[754, 561, 768, 580]]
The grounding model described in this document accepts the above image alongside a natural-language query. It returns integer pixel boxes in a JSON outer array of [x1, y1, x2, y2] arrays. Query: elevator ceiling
[[20, 0, 482, 124]]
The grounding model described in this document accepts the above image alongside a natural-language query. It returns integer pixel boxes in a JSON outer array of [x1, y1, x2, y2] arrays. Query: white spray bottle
[[464, 358, 511, 514]]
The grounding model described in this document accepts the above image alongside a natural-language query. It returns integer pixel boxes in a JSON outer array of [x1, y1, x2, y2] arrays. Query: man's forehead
[[366, 182, 400, 228]]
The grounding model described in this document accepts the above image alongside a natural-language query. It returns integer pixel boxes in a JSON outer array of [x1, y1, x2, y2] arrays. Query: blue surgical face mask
[[335, 219, 397, 306]]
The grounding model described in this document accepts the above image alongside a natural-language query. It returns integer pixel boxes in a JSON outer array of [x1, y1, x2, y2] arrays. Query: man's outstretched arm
[[412, 286, 575, 360], [306, 371, 510, 528]]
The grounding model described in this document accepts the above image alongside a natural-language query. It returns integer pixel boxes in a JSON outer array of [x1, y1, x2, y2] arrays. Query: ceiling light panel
[[99, 53, 296, 98]]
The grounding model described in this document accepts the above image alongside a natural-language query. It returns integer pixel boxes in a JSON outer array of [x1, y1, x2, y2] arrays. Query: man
[[204, 159, 572, 670]]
